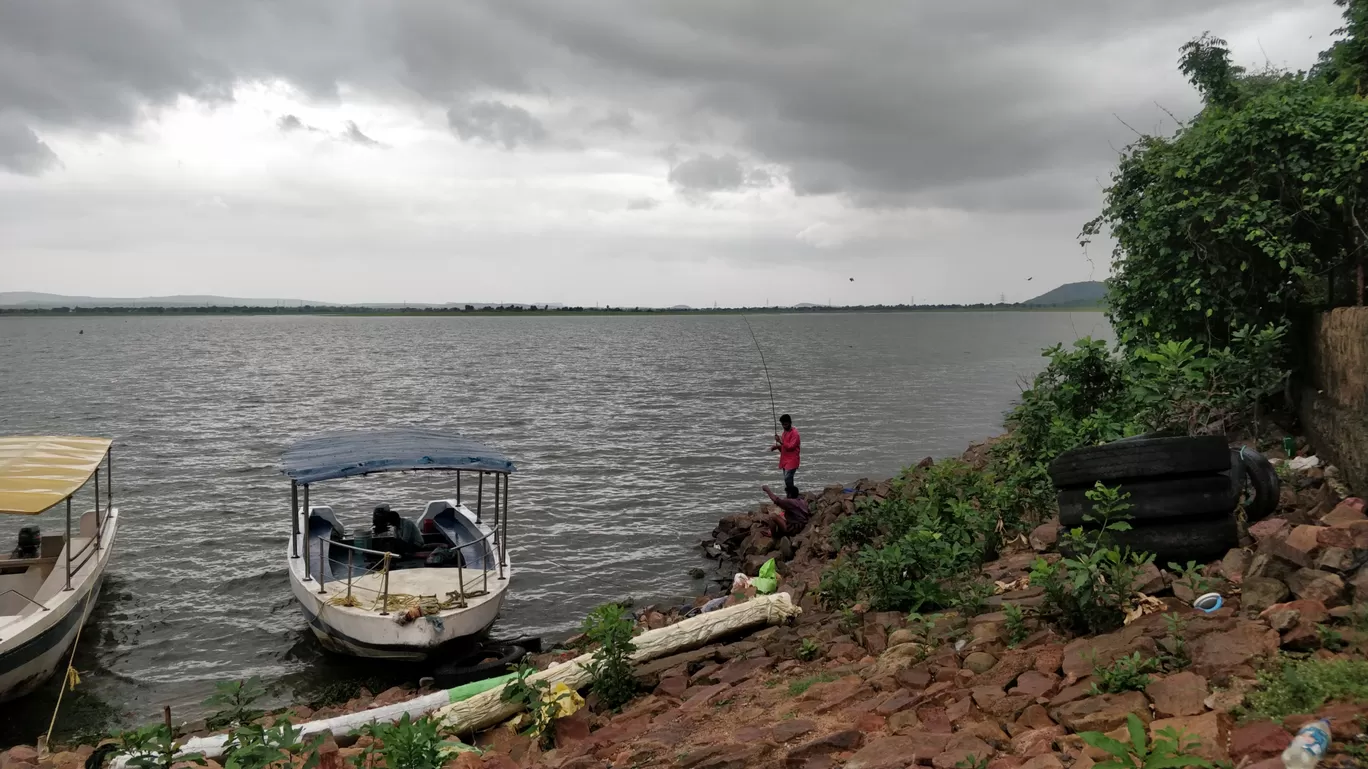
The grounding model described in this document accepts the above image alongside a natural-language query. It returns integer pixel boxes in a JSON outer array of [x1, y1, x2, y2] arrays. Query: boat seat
[[0, 556, 58, 576]]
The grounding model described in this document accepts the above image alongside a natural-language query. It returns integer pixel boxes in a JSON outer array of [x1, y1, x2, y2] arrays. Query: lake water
[[0, 311, 1110, 742]]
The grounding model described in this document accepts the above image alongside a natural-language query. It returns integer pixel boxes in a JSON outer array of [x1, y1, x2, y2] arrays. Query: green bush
[[1091, 652, 1159, 695], [1244, 657, 1368, 721], [581, 603, 639, 710]]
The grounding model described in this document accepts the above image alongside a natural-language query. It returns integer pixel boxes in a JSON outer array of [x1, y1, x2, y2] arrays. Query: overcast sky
[[0, 1, 1346, 307]]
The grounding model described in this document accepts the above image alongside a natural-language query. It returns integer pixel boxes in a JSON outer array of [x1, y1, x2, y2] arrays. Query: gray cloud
[[595, 108, 635, 134], [626, 196, 659, 211], [447, 100, 548, 149], [0, 0, 1336, 209], [667, 153, 774, 199], [278, 114, 305, 132], [0, 117, 60, 175], [343, 120, 381, 146]]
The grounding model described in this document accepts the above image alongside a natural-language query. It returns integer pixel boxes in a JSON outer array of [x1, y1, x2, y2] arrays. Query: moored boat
[[280, 428, 516, 661], [0, 436, 120, 703]]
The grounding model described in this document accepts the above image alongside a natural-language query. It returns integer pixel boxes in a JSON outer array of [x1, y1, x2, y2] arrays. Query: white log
[[436, 592, 801, 735]]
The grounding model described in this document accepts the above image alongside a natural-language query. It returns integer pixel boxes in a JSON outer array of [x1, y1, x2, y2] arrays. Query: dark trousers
[[783, 468, 799, 499]]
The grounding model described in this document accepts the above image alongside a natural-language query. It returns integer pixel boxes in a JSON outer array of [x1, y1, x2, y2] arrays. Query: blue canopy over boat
[[281, 428, 516, 484]]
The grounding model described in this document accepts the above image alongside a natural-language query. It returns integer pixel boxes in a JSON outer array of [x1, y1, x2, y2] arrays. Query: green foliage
[[223, 718, 324, 769], [952, 580, 996, 618], [796, 637, 820, 662], [1008, 338, 1135, 464], [1035, 484, 1154, 636], [113, 725, 205, 769], [205, 677, 268, 731], [1079, 713, 1213, 769], [1086, 13, 1368, 357], [788, 673, 839, 697], [1090, 652, 1159, 695], [1159, 613, 1191, 671], [1244, 656, 1368, 720], [1004, 604, 1029, 647], [500, 665, 565, 746], [1167, 561, 1215, 598], [819, 460, 1019, 613], [955, 755, 991, 769], [352, 714, 462, 769], [581, 603, 639, 710]]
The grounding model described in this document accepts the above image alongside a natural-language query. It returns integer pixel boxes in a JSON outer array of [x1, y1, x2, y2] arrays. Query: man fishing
[[769, 413, 801, 498], [761, 484, 809, 539]]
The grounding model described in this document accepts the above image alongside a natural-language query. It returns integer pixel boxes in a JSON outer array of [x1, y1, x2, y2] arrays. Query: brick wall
[[1301, 307, 1368, 494]]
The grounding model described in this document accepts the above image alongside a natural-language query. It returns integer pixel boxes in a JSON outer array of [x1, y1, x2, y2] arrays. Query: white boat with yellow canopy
[[0, 436, 119, 703]]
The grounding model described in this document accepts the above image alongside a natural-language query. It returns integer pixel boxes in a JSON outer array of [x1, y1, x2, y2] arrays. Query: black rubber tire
[[432, 644, 526, 688], [1238, 447, 1281, 522], [1058, 515, 1239, 566], [1049, 436, 1232, 489], [1057, 474, 1238, 527]]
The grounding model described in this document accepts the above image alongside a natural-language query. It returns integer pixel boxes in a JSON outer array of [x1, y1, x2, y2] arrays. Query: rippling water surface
[[0, 311, 1110, 741]]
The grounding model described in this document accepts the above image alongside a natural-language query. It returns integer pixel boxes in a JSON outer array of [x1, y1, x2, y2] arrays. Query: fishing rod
[[741, 314, 779, 438]]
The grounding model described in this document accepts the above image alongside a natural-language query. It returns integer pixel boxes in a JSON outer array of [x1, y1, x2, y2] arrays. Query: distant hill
[[0, 292, 560, 310], [1020, 281, 1106, 308]]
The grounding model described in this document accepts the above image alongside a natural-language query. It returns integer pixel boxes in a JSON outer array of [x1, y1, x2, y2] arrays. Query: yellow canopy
[[0, 436, 113, 515]]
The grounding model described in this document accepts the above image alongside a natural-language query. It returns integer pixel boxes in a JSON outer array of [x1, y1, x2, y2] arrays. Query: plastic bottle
[[1281, 719, 1331, 769]]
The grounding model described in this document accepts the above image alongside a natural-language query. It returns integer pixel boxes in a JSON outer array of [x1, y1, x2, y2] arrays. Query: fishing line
[[741, 314, 779, 437]]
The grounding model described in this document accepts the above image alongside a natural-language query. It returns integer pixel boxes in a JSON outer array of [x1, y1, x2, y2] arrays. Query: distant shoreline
[[0, 304, 1105, 318]]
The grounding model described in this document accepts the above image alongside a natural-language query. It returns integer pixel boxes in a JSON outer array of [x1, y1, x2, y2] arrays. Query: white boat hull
[[286, 506, 511, 661], [0, 507, 119, 703]]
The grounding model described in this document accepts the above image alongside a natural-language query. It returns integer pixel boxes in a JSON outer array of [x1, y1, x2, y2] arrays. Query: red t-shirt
[[778, 428, 801, 471]]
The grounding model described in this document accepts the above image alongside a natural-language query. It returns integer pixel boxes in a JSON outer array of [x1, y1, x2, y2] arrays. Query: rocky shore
[[5, 439, 1368, 769]]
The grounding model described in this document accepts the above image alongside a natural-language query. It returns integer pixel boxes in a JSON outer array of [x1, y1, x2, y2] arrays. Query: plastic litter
[[1289, 455, 1321, 471], [751, 559, 778, 595], [1193, 592, 1223, 613], [1282, 718, 1331, 769]]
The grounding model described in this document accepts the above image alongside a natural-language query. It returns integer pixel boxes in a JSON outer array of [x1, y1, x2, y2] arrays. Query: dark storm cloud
[[343, 120, 381, 146], [0, 0, 1309, 205], [0, 118, 60, 175], [446, 100, 549, 149]]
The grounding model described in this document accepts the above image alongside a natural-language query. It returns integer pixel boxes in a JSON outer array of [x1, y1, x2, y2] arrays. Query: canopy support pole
[[291, 481, 300, 558], [94, 466, 102, 550], [499, 475, 508, 580], [456, 471, 462, 506], [64, 497, 73, 591], [493, 474, 501, 536], [476, 473, 484, 524], [107, 448, 113, 511], [303, 484, 312, 582]]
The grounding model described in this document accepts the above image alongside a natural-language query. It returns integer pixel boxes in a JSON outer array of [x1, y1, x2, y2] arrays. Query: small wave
[[221, 568, 288, 592]]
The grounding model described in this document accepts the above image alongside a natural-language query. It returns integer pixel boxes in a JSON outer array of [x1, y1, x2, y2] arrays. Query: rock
[[845, 737, 929, 769], [717, 656, 774, 685], [657, 676, 689, 699], [6, 748, 39, 765], [1273, 525, 1326, 568], [976, 648, 1035, 689], [1010, 727, 1064, 758], [888, 709, 922, 733], [1019, 756, 1064, 769], [1132, 562, 1165, 594], [1030, 523, 1058, 552], [773, 719, 818, 743], [787, 730, 865, 760], [888, 629, 917, 647], [1217, 549, 1252, 583], [1249, 518, 1291, 543], [931, 736, 996, 769], [896, 733, 951, 760], [1031, 646, 1064, 676], [959, 721, 1011, 750], [681, 682, 733, 711], [1051, 691, 1150, 733], [964, 652, 998, 675], [896, 666, 932, 690], [1148, 712, 1231, 763], [866, 643, 927, 680], [1009, 671, 1059, 699], [876, 689, 918, 716], [1322, 498, 1367, 526], [554, 709, 592, 748], [1229, 720, 1292, 761], [1062, 628, 1155, 679], [1313, 546, 1355, 573], [1261, 599, 1329, 629], [1246, 552, 1292, 582], [1145, 672, 1209, 718], [1285, 568, 1346, 606], [1352, 566, 1368, 601], [1190, 622, 1279, 677], [1240, 577, 1290, 613]]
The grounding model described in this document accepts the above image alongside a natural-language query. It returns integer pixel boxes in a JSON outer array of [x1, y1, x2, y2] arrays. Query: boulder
[[786, 730, 865, 760], [888, 629, 917, 647], [1010, 727, 1064, 758], [1248, 518, 1291, 544], [1313, 547, 1356, 574], [931, 736, 995, 769], [895, 732, 951, 759], [1189, 622, 1279, 677], [964, 652, 998, 675], [1260, 599, 1328, 631], [1240, 577, 1290, 613], [1051, 691, 1150, 733], [1133, 562, 1166, 595], [1229, 720, 1292, 761], [1009, 671, 1059, 699], [1062, 628, 1153, 679], [1019, 756, 1064, 769], [866, 643, 928, 680], [846, 737, 931, 769], [772, 719, 817, 743], [1030, 523, 1059, 553], [1285, 568, 1346, 607], [1145, 672, 1209, 718], [1148, 712, 1231, 763], [1217, 549, 1252, 584], [1321, 498, 1367, 526], [975, 648, 1036, 689]]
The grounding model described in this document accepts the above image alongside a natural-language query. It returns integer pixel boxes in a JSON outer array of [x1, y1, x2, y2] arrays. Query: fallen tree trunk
[[435, 592, 800, 734], [110, 593, 799, 767]]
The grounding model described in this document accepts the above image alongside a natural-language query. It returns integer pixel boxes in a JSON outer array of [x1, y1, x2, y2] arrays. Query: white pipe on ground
[[109, 593, 800, 766]]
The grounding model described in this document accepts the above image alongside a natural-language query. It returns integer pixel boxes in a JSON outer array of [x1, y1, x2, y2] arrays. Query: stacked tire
[[1049, 435, 1280, 565]]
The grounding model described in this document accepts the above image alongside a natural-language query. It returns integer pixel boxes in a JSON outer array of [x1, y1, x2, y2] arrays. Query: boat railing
[[0, 588, 49, 612], [303, 528, 499, 615]]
